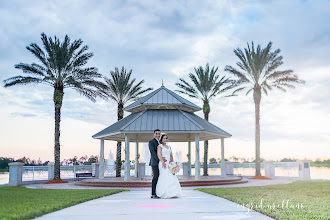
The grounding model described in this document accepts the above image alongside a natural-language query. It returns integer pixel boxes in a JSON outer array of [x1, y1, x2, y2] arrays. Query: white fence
[[22, 165, 93, 181], [18, 162, 301, 183], [232, 162, 299, 177], [21, 164, 136, 182]]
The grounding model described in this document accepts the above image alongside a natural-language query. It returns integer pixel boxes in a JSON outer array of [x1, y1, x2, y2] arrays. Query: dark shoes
[[151, 194, 160, 199]]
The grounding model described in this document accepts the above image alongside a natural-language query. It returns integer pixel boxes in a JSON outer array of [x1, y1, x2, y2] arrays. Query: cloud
[[10, 112, 37, 118], [0, 0, 329, 161]]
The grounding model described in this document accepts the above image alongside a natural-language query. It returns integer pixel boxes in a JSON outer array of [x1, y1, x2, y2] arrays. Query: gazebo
[[92, 85, 232, 181]]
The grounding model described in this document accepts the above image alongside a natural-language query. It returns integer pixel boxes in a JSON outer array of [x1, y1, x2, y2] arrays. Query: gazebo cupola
[[124, 85, 202, 113]]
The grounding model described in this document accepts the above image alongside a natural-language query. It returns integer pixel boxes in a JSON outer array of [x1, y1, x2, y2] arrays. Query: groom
[[149, 129, 167, 199]]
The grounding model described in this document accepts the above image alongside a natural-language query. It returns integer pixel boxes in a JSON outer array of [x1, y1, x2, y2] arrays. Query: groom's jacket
[[149, 138, 160, 166]]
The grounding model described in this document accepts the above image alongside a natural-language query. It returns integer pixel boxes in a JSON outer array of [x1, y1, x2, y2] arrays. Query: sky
[[0, 0, 329, 163]]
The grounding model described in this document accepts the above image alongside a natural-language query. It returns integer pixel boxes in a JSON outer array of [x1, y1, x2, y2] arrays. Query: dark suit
[[149, 137, 160, 195]]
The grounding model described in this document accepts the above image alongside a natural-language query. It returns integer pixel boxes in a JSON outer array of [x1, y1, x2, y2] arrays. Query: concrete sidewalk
[[35, 189, 274, 220]]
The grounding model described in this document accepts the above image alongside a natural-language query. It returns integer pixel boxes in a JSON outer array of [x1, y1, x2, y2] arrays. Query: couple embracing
[[149, 129, 182, 199]]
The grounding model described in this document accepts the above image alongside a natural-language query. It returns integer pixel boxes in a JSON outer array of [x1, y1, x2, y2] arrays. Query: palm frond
[[225, 41, 305, 96], [224, 65, 252, 85], [175, 89, 199, 99], [265, 70, 293, 81], [175, 78, 200, 99], [3, 76, 50, 87], [4, 32, 105, 101], [102, 66, 152, 106], [246, 88, 253, 95], [176, 63, 237, 102], [15, 63, 47, 77]]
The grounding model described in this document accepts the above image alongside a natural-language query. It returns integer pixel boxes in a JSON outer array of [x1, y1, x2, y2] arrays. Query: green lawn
[[310, 163, 330, 168], [195, 181, 329, 220], [0, 186, 128, 220]]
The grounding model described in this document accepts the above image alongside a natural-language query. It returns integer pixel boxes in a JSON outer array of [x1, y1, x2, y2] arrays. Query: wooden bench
[[75, 172, 93, 181]]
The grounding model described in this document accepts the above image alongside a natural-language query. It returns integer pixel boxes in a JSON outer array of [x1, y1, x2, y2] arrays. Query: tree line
[[0, 155, 98, 170], [2, 155, 328, 172]]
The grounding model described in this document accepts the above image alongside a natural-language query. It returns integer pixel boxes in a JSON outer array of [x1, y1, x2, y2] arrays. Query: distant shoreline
[[0, 163, 329, 172]]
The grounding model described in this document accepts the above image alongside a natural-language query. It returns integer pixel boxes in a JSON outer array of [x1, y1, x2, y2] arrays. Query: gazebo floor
[[74, 175, 247, 187]]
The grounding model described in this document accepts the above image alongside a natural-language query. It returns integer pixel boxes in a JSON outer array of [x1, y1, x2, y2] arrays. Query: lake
[[1, 166, 329, 185]]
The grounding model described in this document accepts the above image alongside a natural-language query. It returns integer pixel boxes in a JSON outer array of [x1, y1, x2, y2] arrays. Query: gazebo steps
[[74, 176, 247, 187]]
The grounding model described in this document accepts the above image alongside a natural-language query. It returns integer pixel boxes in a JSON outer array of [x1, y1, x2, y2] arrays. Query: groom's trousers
[[151, 165, 159, 195]]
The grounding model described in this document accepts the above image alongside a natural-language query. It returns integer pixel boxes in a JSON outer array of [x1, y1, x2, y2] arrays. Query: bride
[[155, 134, 182, 198]]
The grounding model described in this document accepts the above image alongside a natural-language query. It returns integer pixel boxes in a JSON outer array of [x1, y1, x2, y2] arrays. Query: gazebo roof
[[93, 85, 231, 181], [92, 108, 232, 142], [124, 85, 202, 113]]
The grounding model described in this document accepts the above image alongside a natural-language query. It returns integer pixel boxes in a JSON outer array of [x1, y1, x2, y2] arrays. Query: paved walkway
[[34, 189, 274, 220]]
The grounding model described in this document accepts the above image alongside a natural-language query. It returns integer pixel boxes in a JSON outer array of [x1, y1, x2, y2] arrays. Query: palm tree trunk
[[53, 88, 64, 179], [203, 100, 210, 176], [116, 142, 122, 177], [203, 140, 209, 176], [116, 103, 124, 177], [253, 89, 261, 176]]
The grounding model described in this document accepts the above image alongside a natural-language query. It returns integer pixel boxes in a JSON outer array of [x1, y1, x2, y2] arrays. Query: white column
[[298, 160, 311, 180], [92, 163, 99, 178], [195, 134, 200, 180], [124, 135, 130, 181], [225, 161, 234, 175], [188, 141, 191, 163], [135, 141, 139, 177], [264, 160, 275, 178], [99, 139, 105, 179], [188, 141, 191, 176], [8, 162, 24, 186], [48, 162, 54, 180], [221, 137, 226, 177]]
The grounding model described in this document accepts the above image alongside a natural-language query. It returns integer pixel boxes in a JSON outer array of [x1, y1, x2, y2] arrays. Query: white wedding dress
[[156, 144, 182, 198]]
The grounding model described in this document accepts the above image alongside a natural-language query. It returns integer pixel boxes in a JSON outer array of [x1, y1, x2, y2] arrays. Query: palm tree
[[3, 33, 106, 181], [225, 41, 305, 177], [102, 66, 152, 177], [175, 63, 237, 176]]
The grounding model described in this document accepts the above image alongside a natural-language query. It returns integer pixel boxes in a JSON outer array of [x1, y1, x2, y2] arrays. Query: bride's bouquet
[[168, 162, 180, 175]]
